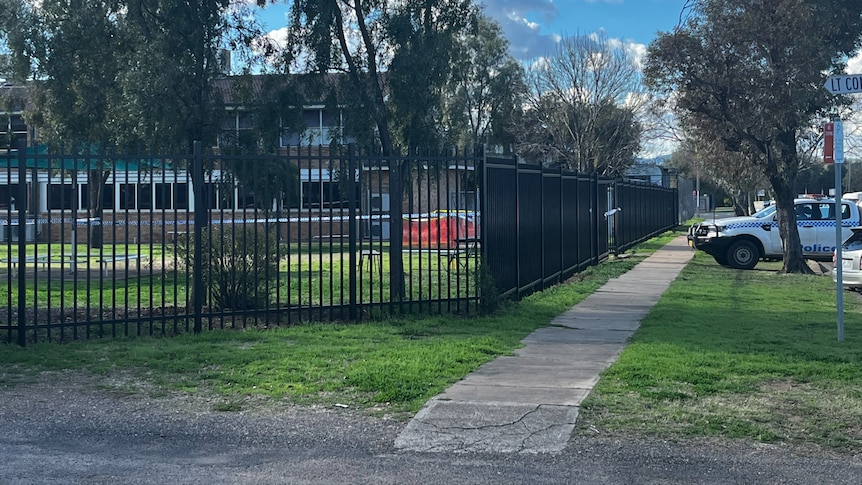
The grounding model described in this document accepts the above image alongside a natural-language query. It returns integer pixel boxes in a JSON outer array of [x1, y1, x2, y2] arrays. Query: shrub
[[176, 226, 281, 310], [475, 261, 501, 316]]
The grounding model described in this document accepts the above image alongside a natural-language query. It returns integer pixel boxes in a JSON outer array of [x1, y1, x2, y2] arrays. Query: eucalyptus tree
[[0, 0, 29, 82], [522, 32, 644, 174], [120, 0, 264, 147], [5, 0, 266, 247], [645, 0, 862, 273], [443, 15, 525, 149], [6, 0, 131, 247], [284, 0, 477, 299]]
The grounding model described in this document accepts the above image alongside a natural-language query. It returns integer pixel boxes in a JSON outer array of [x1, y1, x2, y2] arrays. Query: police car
[[688, 197, 860, 270]]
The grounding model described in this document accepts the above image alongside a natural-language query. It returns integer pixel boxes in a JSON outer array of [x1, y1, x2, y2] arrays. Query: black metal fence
[[483, 156, 678, 299], [1, 142, 677, 345]]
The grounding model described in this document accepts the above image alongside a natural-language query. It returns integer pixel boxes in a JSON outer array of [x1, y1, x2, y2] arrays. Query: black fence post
[[591, 178, 596, 258], [515, 158, 522, 296], [192, 141, 205, 333], [16, 139, 27, 346], [348, 144, 358, 321]]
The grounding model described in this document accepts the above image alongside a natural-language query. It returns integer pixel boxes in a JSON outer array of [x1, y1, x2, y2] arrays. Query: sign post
[[823, 74, 859, 342], [832, 118, 845, 342]]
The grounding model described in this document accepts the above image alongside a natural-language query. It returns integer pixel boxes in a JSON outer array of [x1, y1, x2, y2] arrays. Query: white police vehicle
[[688, 197, 859, 270]]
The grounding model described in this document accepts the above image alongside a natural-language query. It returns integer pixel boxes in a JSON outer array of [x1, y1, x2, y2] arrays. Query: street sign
[[825, 74, 862, 94], [835, 119, 845, 163], [824, 122, 834, 164]]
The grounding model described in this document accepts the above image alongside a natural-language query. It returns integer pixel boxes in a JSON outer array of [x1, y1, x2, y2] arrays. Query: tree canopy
[[285, 0, 483, 154], [645, 0, 862, 273], [520, 33, 643, 175]]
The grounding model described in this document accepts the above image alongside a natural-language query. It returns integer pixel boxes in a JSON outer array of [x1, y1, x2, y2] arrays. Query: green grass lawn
[[0, 232, 658, 415], [3, 226, 861, 452], [0, 256, 471, 307], [0, 242, 477, 311], [577, 252, 862, 452]]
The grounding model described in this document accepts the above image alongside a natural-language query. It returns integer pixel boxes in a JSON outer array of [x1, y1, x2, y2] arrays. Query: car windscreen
[[844, 233, 862, 251], [753, 205, 776, 219]]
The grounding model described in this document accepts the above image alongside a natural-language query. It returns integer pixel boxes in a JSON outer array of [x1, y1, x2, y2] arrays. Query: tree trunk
[[773, 195, 811, 273], [731, 190, 746, 216], [88, 169, 109, 249], [760, 133, 812, 274], [769, 172, 811, 274], [387, 161, 407, 302]]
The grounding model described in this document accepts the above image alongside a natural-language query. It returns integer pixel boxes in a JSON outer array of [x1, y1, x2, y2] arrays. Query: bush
[[475, 261, 501, 316], [176, 226, 281, 310]]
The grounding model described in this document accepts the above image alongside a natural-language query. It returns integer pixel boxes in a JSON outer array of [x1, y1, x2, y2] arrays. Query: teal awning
[[1, 145, 172, 171]]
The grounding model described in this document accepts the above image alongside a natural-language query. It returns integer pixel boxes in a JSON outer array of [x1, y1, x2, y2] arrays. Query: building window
[[206, 182, 235, 210], [301, 181, 357, 209], [0, 114, 28, 150], [138, 183, 152, 210], [120, 184, 153, 210], [48, 184, 77, 210], [175, 183, 189, 209], [119, 184, 136, 210], [79, 183, 115, 210], [155, 183, 171, 210], [0, 183, 25, 210]]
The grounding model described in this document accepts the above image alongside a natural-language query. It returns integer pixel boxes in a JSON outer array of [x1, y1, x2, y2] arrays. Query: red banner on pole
[[825, 122, 835, 164]]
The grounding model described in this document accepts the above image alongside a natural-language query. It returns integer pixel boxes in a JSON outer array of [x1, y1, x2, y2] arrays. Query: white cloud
[[265, 27, 289, 51], [848, 51, 862, 74], [625, 41, 647, 70], [480, 0, 561, 60]]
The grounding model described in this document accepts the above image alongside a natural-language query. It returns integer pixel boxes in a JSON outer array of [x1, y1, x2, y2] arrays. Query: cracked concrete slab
[[394, 400, 579, 453], [552, 316, 642, 331], [394, 236, 695, 454], [519, 326, 632, 344]]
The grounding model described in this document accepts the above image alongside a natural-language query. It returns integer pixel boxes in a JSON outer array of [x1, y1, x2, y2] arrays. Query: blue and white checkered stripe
[[799, 220, 861, 228], [724, 221, 774, 230], [724, 220, 860, 230]]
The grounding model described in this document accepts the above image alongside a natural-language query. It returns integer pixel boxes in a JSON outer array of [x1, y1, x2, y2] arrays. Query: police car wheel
[[727, 240, 759, 270], [713, 254, 729, 266]]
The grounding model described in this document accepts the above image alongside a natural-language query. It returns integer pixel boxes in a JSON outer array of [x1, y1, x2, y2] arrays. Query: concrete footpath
[[395, 235, 695, 454]]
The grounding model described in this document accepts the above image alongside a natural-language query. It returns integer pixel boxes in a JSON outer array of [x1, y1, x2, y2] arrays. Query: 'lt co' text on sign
[[824, 74, 862, 95]]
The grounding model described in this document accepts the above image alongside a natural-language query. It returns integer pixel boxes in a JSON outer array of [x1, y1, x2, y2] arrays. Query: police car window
[[825, 203, 852, 219], [795, 204, 815, 220], [753, 206, 776, 218]]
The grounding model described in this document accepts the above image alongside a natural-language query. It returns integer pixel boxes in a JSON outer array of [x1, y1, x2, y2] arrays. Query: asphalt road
[[2, 376, 861, 484]]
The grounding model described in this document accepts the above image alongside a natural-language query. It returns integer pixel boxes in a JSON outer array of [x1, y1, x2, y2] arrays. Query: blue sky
[[256, 0, 693, 61]]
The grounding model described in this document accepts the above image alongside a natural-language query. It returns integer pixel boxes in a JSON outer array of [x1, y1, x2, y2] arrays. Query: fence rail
[[2, 141, 677, 345]]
